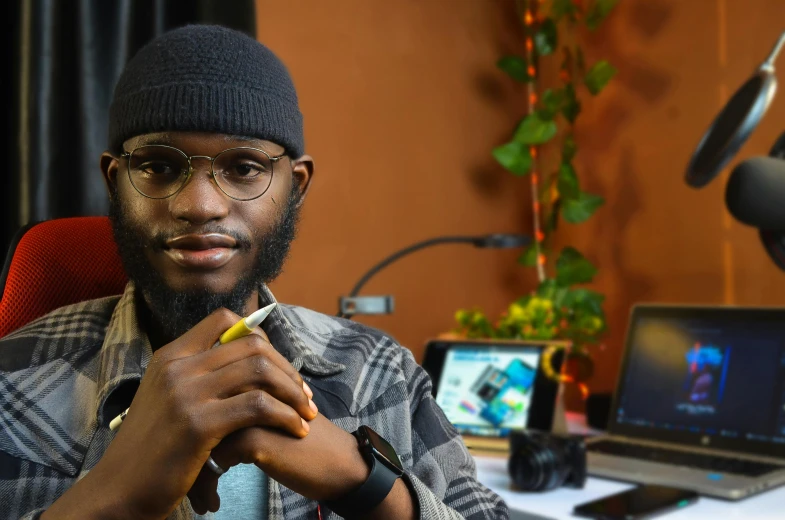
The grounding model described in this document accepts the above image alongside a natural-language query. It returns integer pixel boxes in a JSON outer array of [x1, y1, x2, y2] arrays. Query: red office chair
[[0, 217, 128, 338]]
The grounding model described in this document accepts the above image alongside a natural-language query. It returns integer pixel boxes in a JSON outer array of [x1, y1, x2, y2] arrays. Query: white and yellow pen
[[109, 303, 277, 431]]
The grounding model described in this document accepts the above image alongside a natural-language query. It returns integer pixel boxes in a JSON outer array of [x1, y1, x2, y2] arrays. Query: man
[[0, 25, 509, 520]]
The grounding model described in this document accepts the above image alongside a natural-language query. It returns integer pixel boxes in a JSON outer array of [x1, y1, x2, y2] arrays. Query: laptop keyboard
[[588, 440, 784, 477]]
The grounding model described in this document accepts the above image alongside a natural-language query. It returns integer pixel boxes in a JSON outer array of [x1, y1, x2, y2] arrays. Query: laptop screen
[[613, 306, 785, 455], [434, 346, 541, 436]]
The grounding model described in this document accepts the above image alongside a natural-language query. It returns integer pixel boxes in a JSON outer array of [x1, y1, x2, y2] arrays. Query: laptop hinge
[[597, 435, 785, 466]]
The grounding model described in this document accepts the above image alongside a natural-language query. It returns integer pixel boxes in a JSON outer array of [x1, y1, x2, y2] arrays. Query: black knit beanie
[[109, 25, 304, 157]]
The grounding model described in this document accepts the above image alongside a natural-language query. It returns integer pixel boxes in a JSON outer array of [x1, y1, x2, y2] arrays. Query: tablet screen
[[434, 346, 542, 436]]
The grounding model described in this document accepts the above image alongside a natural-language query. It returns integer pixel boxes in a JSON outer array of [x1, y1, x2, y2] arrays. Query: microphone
[[725, 152, 785, 272], [725, 156, 785, 229]]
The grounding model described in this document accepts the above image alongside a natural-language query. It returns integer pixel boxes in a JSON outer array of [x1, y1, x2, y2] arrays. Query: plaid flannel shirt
[[0, 283, 508, 519]]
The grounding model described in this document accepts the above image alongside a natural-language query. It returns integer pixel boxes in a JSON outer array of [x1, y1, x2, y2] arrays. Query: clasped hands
[[93, 308, 369, 519]]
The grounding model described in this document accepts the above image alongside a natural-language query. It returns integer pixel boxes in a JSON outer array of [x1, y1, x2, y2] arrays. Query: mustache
[[147, 226, 254, 251]]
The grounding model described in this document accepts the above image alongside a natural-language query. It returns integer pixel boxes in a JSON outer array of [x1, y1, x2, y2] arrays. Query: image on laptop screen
[[434, 346, 541, 436], [614, 308, 785, 447]]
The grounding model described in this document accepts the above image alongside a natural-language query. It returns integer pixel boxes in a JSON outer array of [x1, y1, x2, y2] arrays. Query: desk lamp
[[337, 233, 530, 319]]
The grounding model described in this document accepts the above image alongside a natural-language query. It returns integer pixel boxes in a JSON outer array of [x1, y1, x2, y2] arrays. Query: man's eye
[[140, 162, 178, 176], [228, 162, 267, 178]]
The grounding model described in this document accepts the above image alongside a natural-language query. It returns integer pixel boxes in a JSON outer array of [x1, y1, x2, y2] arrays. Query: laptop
[[587, 304, 785, 500], [423, 339, 566, 455]]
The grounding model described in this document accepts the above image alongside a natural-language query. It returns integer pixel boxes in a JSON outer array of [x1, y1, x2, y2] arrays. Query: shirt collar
[[96, 283, 345, 427], [256, 284, 346, 376]]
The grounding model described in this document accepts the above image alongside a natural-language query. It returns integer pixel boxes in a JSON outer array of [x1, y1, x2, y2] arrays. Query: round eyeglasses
[[120, 144, 286, 201]]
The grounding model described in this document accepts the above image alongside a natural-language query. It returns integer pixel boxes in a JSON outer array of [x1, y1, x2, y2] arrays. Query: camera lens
[[509, 436, 571, 492]]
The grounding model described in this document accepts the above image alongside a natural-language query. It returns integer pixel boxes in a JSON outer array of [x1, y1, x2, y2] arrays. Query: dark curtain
[[1, 0, 256, 256]]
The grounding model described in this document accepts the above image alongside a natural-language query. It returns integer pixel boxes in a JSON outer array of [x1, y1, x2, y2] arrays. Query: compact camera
[[508, 430, 587, 492]]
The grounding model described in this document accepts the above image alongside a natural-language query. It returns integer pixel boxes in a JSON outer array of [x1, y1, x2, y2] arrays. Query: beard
[[109, 185, 301, 342]]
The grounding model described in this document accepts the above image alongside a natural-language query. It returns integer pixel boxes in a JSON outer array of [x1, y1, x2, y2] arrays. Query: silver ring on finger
[[205, 455, 226, 475]]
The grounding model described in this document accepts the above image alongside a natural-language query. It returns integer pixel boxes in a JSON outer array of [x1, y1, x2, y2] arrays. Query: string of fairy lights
[[524, 2, 547, 283], [523, 0, 589, 400]]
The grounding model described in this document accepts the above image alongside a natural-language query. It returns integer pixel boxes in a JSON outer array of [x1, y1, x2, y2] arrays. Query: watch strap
[[323, 449, 400, 517]]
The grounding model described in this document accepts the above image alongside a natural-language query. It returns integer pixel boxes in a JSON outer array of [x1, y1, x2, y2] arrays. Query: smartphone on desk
[[573, 485, 698, 520]]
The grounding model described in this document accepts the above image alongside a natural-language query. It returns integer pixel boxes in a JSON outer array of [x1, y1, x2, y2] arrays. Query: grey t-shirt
[[214, 464, 268, 520]]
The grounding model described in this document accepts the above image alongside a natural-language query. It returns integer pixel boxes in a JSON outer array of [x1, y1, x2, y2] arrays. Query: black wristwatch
[[323, 425, 405, 517]]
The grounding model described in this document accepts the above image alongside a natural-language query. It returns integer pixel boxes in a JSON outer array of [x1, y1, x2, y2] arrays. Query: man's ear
[[290, 155, 314, 207], [100, 151, 120, 199]]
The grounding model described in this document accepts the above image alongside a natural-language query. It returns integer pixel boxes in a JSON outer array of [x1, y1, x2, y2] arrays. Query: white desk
[[475, 455, 785, 519], [474, 413, 785, 519]]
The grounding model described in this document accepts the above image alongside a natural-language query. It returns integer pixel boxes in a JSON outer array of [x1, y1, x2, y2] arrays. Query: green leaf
[[541, 88, 566, 119], [514, 112, 558, 145], [564, 286, 608, 342], [551, 0, 577, 21], [542, 198, 561, 233], [586, 0, 619, 30], [497, 55, 532, 82], [584, 60, 617, 95], [557, 163, 580, 199], [458, 309, 497, 339], [536, 278, 559, 299], [535, 18, 558, 56], [536, 279, 571, 310], [562, 134, 577, 163], [556, 247, 597, 285], [561, 192, 605, 223], [544, 199, 561, 233], [552, 285, 571, 309], [565, 288, 606, 316], [492, 142, 532, 175], [518, 244, 539, 266], [562, 83, 581, 123]]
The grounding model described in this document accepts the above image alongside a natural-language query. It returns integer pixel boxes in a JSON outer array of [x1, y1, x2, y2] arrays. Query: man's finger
[[155, 308, 242, 361], [205, 390, 311, 440], [187, 464, 221, 514], [203, 350, 316, 421], [189, 333, 304, 389]]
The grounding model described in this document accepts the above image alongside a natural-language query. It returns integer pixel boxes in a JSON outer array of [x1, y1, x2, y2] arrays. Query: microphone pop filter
[[686, 72, 775, 188], [685, 31, 785, 188]]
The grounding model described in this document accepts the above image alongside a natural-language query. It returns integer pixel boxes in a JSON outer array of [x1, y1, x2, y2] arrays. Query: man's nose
[[168, 159, 230, 224]]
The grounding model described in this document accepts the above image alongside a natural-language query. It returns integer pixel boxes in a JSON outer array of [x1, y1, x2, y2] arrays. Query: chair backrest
[[0, 217, 128, 338]]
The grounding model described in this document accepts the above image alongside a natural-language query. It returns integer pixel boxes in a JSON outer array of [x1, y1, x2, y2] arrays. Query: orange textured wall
[[259, 0, 785, 403]]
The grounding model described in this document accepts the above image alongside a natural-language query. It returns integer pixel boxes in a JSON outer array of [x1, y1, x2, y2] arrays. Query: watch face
[[360, 426, 404, 474]]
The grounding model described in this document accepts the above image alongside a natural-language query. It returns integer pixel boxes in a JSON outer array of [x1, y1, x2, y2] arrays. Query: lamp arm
[[347, 236, 478, 298]]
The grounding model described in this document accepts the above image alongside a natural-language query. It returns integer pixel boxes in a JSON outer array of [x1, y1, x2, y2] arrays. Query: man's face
[[101, 132, 313, 340]]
